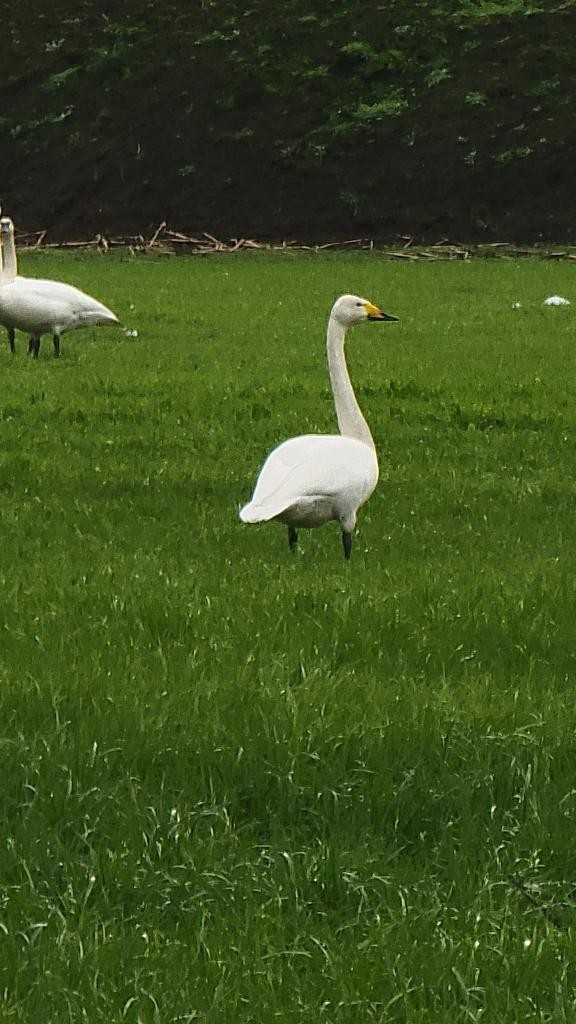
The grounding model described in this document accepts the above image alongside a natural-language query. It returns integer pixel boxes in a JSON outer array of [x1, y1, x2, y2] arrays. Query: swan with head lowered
[[240, 293, 398, 559], [0, 216, 119, 357]]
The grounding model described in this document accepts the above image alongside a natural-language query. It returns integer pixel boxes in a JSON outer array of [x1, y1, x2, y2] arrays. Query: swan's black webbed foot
[[288, 526, 298, 553], [8, 328, 15, 354], [342, 531, 352, 560], [53, 334, 61, 358]]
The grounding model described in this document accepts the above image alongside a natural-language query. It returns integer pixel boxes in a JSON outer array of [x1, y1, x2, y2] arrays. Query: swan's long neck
[[327, 315, 374, 449], [0, 225, 17, 282]]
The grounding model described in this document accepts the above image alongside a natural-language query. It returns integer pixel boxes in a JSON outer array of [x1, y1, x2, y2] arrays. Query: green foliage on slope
[[3, 1, 576, 239]]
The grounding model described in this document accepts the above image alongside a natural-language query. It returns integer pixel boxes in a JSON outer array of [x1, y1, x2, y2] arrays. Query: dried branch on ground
[[12, 224, 576, 260]]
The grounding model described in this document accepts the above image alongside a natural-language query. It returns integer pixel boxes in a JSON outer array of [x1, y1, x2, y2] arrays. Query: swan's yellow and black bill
[[364, 301, 398, 322]]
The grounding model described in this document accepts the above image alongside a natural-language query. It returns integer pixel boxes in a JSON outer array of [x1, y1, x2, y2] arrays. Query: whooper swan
[[0, 216, 119, 358], [0, 212, 16, 353], [240, 293, 398, 559]]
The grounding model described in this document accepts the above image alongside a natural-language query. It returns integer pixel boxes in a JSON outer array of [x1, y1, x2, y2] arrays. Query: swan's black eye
[[355, 302, 362, 307]]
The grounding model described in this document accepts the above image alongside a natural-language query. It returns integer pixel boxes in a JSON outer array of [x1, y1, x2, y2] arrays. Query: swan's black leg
[[342, 531, 352, 560], [7, 328, 15, 354], [288, 526, 298, 552], [28, 337, 40, 359], [53, 334, 61, 358], [28, 337, 34, 355]]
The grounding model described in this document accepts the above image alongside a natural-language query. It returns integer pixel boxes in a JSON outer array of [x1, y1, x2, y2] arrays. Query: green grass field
[[1, 251, 576, 1022]]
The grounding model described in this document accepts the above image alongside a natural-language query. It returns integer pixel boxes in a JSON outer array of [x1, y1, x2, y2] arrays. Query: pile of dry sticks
[[13, 223, 576, 260]]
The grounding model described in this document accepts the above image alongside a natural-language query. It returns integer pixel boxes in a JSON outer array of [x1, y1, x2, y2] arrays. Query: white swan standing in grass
[[240, 293, 398, 559], [0, 216, 119, 357], [0, 213, 16, 352]]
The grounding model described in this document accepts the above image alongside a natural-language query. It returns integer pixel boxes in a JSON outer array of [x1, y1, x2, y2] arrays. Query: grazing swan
[[240, 293, 398, 559], [0, 216, 119, 357]]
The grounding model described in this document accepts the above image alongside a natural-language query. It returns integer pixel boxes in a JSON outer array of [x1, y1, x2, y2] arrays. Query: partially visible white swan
[[240, 293, 398, 559], [0, 216, 119, 357], [0, 212, 16, 352]]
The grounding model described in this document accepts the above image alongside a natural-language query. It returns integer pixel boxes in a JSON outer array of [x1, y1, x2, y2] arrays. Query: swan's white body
[[0, 277, 119, 335], [0, 216, 119, 356], [241, 433, 378, 530], [240, 294, 398, 558]]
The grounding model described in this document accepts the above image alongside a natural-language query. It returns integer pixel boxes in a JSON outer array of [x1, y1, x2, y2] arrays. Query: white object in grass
[[543, 295, 570, 306], [0, 216, 120, 357], [511, 302, 522, 309], [240, 294, 398, 560]]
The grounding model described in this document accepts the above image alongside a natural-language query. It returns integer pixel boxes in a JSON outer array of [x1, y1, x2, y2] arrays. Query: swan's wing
[[240, 434, 377, 522], [0, 278, 118, 333], [16, 279, 119, 325]]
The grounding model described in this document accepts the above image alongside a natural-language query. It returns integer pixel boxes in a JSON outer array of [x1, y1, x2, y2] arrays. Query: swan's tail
[[239, 501, 280, 523], [75, 309, 120, 328]]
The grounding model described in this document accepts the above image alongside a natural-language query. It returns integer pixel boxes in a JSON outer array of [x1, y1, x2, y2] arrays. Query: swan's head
[[0, 217, 14, 237], [331, 294, 398, 327]]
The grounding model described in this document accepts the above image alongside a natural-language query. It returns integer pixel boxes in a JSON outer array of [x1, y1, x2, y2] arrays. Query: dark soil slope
[[3, 2, 575, 242]]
